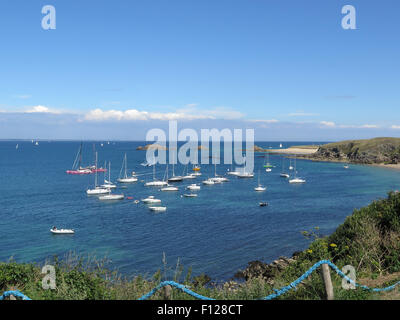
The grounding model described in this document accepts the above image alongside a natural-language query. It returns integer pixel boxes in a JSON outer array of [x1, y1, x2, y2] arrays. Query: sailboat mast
[[94, 152, 98, 187]]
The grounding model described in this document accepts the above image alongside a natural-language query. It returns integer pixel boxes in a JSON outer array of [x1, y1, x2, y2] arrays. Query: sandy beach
[[267, 147, 319, 155]]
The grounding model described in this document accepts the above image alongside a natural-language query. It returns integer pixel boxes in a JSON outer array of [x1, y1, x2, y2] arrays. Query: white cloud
[[391, 125, 400, 130], [24, 105, 61, 114], [320, 121, 336, 127], [82, 105, 245, 122]]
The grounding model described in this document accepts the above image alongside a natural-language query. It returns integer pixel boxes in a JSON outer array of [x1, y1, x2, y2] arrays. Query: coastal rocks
[[234, 256, 296, 284], [308, 139, 400, 164], [136, 144, 167, 151]]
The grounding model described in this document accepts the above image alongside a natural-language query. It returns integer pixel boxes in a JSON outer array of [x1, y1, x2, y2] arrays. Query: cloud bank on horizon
[[1, 104, 400, 141]]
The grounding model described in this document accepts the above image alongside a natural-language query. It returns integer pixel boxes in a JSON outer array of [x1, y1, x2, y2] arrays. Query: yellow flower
[[330, 243, 337, 248], [307, 249, 313, 254]]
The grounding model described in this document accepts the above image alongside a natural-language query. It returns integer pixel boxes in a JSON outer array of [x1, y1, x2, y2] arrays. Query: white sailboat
[[254, 171, 266, 191], [101, 161, 117, 189], [280, 157, 290, 178], [288, 158, 294, 171], [145, 163, 168, 186], [87, 152, 111, 195], [210, 163, 229, 182], [181, 165, 197, 179], [289, 157, 306, 184], [167, 154, 183, 182], [117, 153, 138, 183]]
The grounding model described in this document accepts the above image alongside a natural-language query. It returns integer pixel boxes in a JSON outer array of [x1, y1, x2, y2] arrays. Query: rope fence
[[2, 260, 400, 300]]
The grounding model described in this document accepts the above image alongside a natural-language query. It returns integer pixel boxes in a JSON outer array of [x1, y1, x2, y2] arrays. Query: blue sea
[[0, 141, 399, 281]]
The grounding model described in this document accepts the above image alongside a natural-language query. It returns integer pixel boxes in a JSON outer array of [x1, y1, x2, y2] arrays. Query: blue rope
[[3, 260, 400, 301], [139, 260, 400, 300], [0, 290, 31, 300]]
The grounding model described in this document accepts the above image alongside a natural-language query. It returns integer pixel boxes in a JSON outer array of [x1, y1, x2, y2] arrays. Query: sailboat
[[67, 143, 92, 174], [254, 171, 266, 191], [87, 153, 111, 195], [145, 163, 168, 186], [181, 165, 197, 179], [289, 157, 306, 184], [263, 152, 273, 169], [210, 163, 228, 182], [117, 153, 138, 183], [280, 157, 290, 178], [167, 154, 183, 182], [161, 164, 179, 191], [288, 158, 294, 171], [15, 144, 19, 150], [101, 161, 117, 189]]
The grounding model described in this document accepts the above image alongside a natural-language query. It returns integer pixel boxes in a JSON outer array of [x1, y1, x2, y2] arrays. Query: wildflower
[[330, 243, 337, 248], [306, 249, 313, 254]]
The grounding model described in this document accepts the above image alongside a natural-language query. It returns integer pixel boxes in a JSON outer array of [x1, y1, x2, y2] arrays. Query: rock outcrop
[[136, 144, 167, 151], [307, 137, 400, 164], [234, 256, 296, 285]]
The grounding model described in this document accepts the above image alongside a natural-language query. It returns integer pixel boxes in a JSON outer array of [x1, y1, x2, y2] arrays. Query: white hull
[[183, 194, 197, 197], [117, 177, 138, 183], [149, 206, 167, 212], [182, 175, 196, 179], [87, 187, 111, 195], [280, 173, 290, 178], [168, 176, 183, 182], [142, 198, 162, 204], [237, 173, 254, 178], [289, 178, 306, 184], [161, 186, 179, 191], [50, 229, 74, 234], [145, 180, 168, 186], [101, 184, 117, 189], [202, 179, 215, 185], [187, 184, 201, 190], [99, 194, 124, 200], [254, 186, 266, 191]]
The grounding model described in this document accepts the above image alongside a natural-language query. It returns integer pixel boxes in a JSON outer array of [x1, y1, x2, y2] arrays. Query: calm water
[[0, 141, 399, 281]]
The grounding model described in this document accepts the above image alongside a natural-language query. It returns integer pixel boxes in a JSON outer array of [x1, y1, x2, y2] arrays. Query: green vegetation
[[2, 192, 400, 300], [312, 137, 400, 164]]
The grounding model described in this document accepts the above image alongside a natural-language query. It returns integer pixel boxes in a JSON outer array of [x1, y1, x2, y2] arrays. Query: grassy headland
[[305, 137, 400, 165], [2, 191, 400, 300]]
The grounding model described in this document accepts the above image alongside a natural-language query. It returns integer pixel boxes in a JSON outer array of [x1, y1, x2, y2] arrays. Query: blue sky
[[0, 0, 400, 140]]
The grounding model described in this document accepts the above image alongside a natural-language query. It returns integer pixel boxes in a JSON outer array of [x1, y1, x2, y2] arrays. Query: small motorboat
[[344, 165, 350, 169], [183, 193, 198, 197], [254, 186, 266, 192], [186, 184, 201, 190], [142, 196, 162, 203], [149, 206, 167, 212], [50, 227, 74, 234], [280, 173, 290, 178], [265, 168, 272, 173], [259, 202, 268, 207], [202, 179, 215, 185]]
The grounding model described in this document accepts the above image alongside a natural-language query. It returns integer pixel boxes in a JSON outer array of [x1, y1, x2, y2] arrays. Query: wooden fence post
[[321, 263, 334, 300], [163, 285, 172, 300]]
